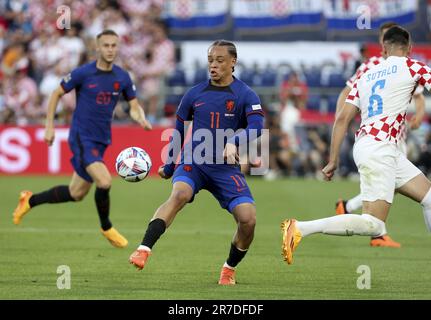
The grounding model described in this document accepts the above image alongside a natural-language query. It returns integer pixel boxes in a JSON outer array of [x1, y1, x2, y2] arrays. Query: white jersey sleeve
[[406, 58, 431, 91], [346, 56, 431, 144]]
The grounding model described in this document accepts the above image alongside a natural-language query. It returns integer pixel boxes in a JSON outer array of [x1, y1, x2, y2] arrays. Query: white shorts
[[397, 140, 407, 155], [353, 137, 421, 203]]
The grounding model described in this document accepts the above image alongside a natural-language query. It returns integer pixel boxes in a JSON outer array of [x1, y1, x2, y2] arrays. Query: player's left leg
[[207, 165, 256, 285], [130, 164, 204, 270], [396, 172, 431, 231], [336, 193, 401, 248], [393, 153, 431, 230], [217, 201, 256, 286], [219, 203, 256, 286], [12, 173, 87, 225], [86, 160, 127, 248]]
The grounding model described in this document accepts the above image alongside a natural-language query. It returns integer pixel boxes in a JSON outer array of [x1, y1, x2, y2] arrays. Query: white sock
[[297, 214, 385, 237], [223, 262, 235, 270], [346, 194, 363, 213], [138, 245, 152, 252], [421, 187, 431, 232]]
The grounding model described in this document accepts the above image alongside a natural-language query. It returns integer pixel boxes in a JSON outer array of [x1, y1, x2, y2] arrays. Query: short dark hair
[[97, 29, 118, 40], [379, 21, 398, 34], [209, 40, 237, 72], [210, 40, 237, 59], [383, 26, 410, 47]]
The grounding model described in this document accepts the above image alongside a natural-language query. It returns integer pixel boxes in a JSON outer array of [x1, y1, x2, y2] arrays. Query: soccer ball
[[115, 147, 152, 182]]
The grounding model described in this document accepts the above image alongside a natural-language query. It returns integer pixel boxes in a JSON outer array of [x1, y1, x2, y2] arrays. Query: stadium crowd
[[1, 0, 430, 179], [0, 0, 174, 125]]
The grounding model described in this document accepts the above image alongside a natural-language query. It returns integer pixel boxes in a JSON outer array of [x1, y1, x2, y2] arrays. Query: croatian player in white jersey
[[334, 22, 425, 248], [280, 26, 431, 265]]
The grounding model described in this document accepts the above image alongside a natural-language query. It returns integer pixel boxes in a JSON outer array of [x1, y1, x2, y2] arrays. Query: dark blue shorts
[[68, 134, 107, 183], [172, 163, 254, 213]]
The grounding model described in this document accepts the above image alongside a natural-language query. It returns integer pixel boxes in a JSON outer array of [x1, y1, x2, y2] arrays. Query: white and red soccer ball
[[115, 147, 152, 182]]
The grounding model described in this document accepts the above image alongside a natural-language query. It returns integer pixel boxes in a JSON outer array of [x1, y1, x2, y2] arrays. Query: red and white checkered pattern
[[346, 56, 385, 88], [347, 56, 431, 145], [346, 81, 360, 106], [406, 58, 431, 91], [356, 113, 406, 144]]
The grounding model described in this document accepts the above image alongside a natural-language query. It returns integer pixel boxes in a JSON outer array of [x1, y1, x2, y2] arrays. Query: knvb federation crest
[[225, 100, 235, 113]]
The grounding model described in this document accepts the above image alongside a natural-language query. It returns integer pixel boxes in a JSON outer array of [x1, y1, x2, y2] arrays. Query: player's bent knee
[[70, 189, 88, 201], [234, 206, 256, 228], [240, 214, 256, 228], [170, 190, 192, 206], [361, 214, 385, 236], [240, 218, 256, 236], [95, 178, 112, 190]]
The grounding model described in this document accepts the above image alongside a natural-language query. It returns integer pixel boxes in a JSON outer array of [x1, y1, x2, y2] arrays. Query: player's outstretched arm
[[410, 93, 426, 130], [44, 85, 65, 146], [335, 86, 351, 118], [128, 98, 152, 130], [322, 102, 357, 181]]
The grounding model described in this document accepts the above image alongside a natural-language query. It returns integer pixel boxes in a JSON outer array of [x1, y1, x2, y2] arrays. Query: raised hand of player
[[139, 118, 152, 131], [129, 100, 152, 130], [249, 157, 262, 168], [158, 165, 171, 179], [322, 161, 337, 181], [44, 126, 55, 146], [224, 143, 239, 165]]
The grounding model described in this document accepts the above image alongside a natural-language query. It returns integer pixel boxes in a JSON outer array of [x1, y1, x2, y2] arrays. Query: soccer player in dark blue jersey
[[129, 40, 265, 285], [12, 30, 152, 248]]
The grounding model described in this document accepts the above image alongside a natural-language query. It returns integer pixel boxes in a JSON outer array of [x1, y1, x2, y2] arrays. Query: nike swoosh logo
[[194, 102, 205, 107]]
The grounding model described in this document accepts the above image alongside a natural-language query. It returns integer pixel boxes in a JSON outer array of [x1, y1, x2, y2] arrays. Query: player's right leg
[[282, 206, 388, 264], [282, 138, 394, 264], [12, 172, 91, 225], [129, 169, 198, 270], [86, 161, 128, 248], [335, 193, 401, 247]]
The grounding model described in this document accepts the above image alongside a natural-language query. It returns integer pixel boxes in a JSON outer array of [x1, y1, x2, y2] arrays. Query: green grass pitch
[[1, 176, 430, 299]]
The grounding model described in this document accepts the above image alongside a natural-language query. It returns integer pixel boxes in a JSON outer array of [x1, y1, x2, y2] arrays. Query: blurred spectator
[[279, 71, 308, 110], [337, 121, 359, 178], [29, 26, 63, 83], [1, 42, 26, 76], [415, 119, 431, 177], [3, 62, 41, 125], [57, 23, 86, 70], [39, 63, 75, 124], [3, 0, 33, 43], [280, 100, 300, 152], [304, 125, 329, 178], [354, 44, 368, 71], [119, 0, 164, 18], [137, 20, 175, 123]]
